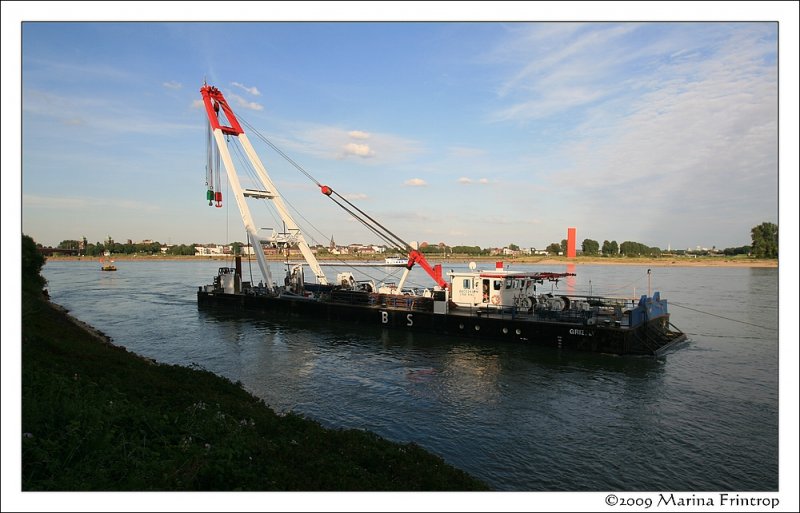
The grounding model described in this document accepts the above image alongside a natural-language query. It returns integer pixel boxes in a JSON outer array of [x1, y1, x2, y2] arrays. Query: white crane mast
[[200, 84, 328, 289]]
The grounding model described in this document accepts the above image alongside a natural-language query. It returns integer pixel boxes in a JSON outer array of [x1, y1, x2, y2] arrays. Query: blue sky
[[11, 9, 796, 255], [11, 14, 793, 251]]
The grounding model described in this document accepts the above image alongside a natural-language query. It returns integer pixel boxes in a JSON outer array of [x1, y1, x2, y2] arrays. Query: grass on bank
[[20, 255, 489, 491]]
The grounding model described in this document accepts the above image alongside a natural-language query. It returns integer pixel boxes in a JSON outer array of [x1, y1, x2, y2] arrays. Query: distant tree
[[451, 245, 483, 255], [508, 243, 520, 251], [601, 240, 618, 256], [751, 222, 778, 258], [546, 242, 562, 255], [560, 239, 568, 254], [177, 244, 197, 256], [723, 245, 751, 256], [619, 241, 661, 257], [22, 234, 46, 293], [620, 241, 632, 256], [57, 240, 80, 251], [85, 242, 101, 257], [581, 239, 600, 255]]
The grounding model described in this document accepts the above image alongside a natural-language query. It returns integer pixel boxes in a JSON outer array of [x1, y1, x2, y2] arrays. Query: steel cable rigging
[[239, 117, 411, 253], [222, 131, 422, 287]]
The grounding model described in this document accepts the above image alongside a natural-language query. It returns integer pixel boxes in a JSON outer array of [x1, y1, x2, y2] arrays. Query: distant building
[[194, 244, 227, 256]]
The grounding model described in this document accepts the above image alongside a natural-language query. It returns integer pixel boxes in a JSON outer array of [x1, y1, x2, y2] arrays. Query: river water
[[41, 259, 779, 491]]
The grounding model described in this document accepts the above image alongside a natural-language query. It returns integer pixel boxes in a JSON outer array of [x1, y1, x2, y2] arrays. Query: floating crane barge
[[196, 83, 686, 356]]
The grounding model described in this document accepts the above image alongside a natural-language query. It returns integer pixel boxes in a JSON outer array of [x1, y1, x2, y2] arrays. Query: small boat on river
[[194, 82, 686, 356], [101, 251, 117, 272], [384, 256, 409, 266]]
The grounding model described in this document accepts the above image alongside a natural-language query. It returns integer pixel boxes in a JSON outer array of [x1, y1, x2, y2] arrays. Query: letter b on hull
[[380, 311, 413, 326]]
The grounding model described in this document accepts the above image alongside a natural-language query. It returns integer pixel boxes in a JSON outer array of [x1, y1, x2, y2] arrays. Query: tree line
[[49, 222, 778, 259], [55, 237, 198, 257], [564, 221, 777, 258]]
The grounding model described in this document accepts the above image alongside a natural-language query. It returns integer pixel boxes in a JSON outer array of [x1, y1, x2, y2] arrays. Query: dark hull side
[[197, 291, 686, 356]]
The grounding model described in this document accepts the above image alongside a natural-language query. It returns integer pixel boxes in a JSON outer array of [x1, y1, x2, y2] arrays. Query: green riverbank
[[20, 238, 488, 491]]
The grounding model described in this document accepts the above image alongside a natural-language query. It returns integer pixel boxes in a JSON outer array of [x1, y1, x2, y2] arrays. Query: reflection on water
[[566, 262, 576, 294], [41, 260, 778, 491]]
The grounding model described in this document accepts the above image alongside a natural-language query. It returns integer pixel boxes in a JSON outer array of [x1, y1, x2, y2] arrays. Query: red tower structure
[[567, 227, 576, 258]]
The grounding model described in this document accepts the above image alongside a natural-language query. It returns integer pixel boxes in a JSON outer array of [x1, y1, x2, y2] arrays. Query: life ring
[[491, 295, 501, 305]]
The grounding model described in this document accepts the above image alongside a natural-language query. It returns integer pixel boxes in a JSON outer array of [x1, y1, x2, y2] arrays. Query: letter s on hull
[[407, 314, 413, 327]]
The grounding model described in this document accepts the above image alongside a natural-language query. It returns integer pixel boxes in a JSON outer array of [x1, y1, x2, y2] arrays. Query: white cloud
[[457, 177, 491, 185], [496, 23, 638, 98], [477, 23, 779, 247], [343, 143, 374, 158], [488, 23, 707, 123], [348, 130, 370, 139], [228, 93, 264, 111], [163, 80, 182, 90], [231, 82, 261, 96], [284, 125, 422, 164], [404, 178, 427, 187], [343, 193, 368, 200]]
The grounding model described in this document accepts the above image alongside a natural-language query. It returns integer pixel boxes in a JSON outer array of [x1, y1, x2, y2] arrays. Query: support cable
[[669, 302, 777, 331], [239, 117, 409, 251]]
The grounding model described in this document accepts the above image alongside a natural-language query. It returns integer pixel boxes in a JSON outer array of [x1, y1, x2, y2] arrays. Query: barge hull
[[197, 290, 684, 356]]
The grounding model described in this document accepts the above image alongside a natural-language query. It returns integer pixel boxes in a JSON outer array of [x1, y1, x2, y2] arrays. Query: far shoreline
[[47, 254, 778, 268]]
